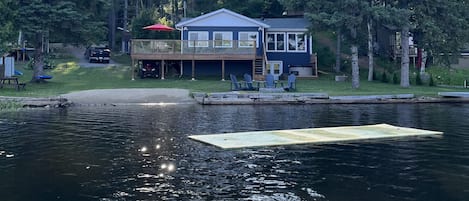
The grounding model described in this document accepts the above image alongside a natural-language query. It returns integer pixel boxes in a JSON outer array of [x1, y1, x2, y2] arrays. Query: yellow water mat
[[188, 124, 442, 149]]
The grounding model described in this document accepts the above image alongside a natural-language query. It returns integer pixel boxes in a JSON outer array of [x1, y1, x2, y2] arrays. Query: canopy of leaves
[[187, 0, 284, 18], [411, 0, 469, 64], [16, 0, 110, 46], [0, 0, 18, 51], [131, 9, 179, 40]]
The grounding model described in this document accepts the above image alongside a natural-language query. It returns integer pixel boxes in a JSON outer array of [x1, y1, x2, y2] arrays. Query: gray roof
[[257, 18, 310, 31], [176, 8, 270, 29], [176, 16, 310, 31]]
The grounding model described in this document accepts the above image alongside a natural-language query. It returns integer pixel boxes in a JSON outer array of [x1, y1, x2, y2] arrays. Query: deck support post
[[161, 60, 165, 80], [180, 60, 183, 77], [252, 59, 255, 80], [221, 60, 225, 81], [191, 60, 195, 80], [131, 59, 135, 80]]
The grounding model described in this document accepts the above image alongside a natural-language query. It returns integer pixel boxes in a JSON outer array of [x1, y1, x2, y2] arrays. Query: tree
[[387, 0, 469, 86], [411, 0, 469, 66], [15, 0, 110, 82], [0, 0, 16, 52], [304, 0, 369, 89], [0, 0, 17, 78]]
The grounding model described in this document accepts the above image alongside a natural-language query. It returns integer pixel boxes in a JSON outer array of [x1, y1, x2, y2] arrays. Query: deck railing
[[131, 39, 257, 56]]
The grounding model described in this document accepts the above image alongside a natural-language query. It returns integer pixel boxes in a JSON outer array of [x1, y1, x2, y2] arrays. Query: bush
[[381, 71, 388, 83], [392, 73, 399, 84], [0, 101, 22, 110], [429, 74, 435, 86], [427, 66, 469, 85], [416, 72, 422, 85]]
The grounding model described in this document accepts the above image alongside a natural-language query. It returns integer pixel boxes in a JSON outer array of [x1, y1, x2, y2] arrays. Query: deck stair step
[[254, 57, 263, 75]]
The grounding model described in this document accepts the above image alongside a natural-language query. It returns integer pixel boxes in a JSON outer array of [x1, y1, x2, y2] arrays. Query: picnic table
[[0, 77, 26, 91]]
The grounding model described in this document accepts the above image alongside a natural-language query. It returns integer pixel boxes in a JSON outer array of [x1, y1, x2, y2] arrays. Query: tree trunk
[[420, 49, 427, 73], [351, 45, 360, 89], [351, 27, 360, 89], [109, 0, 116, 50], [367, 19, 374, 81], [400, 26, 410, 88], [0, 57, 5, 78], [335, 28, 341, 73], [122, 0, 128, 53], [31, 32, 45, 83]]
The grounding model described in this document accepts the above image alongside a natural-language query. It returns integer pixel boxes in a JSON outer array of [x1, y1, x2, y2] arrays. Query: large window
[[213, 32, 233, 48], [267, 33, 285, 51], [239, 32, 258, 48], [287, 33, 306, 52], [188, 31, 208, 47]]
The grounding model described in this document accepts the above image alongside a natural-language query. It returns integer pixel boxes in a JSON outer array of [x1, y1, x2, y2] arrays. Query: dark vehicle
[[140, 63, 159, 79], [85, 46, 111, 63]]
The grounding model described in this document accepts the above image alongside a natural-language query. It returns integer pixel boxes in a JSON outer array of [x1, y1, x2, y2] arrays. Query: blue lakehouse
[[131, 8, 317, 80]]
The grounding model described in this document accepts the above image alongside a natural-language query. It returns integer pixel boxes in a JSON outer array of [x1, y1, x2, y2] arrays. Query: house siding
[[267, 52, 311, 68], [182, 27, 264, 56], [130, 8, 314, 80], [182, 60, 252, 76]]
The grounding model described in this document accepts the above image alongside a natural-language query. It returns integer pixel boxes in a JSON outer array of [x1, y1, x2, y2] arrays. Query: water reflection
[[0, 104, 468, 200]]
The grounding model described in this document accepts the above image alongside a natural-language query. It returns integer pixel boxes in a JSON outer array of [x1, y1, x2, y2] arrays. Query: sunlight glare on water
[[0, 104, 468, 201]]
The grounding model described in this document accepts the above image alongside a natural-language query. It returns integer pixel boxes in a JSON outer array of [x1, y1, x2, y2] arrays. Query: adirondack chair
[[264, 74, 277, 88], [243, 73, 258, 91], [230, 74, 244, 91], [282, 73, 296, 91]]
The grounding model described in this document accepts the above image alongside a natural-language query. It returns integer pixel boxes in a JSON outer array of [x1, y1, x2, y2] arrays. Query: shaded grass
[[427, 67, 469, 86], [2, 59, 468, 97]]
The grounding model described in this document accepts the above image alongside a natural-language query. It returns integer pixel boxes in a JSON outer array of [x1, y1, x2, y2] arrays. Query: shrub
[[381, 71, 388, 83], [392, 73, 399, 84], [416, 72, 422, 85], [429, 74, 435, 86]]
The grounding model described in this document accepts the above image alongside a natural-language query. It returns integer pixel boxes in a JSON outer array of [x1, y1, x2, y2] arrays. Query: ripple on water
[[1, 104, 469, 201], [245, 192, 302, 201]]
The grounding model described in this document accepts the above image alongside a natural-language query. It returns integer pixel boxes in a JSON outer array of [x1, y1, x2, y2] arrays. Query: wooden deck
[[130, 39, 257, 61], [131, 53, 256, 61]]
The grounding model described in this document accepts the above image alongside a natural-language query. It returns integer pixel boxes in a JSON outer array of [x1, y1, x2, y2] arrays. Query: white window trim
[[188, 31, 208, 47], [266, 32, 286, 52], [309, 35, 313, 55], [287, 33, 307, 53], [213, 31, 233, 48], [238, 32, 258, 48]]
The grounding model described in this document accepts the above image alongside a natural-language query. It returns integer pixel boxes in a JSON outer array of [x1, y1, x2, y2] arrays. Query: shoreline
[[192, 92, 469, 105], [2, 89, 469, 108]]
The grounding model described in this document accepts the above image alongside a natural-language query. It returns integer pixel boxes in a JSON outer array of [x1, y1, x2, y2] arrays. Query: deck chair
[[230, 74, 244, 91], [243, 73, 258, 91], [264, 74, 277, 88], [282, 73, 296, 91]]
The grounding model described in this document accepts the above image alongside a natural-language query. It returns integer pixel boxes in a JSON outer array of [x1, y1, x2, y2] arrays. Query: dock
[[438, 92, 469, 98]]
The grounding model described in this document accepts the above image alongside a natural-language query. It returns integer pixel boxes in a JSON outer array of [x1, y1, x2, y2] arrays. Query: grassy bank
[[2, 55, 468, 97]]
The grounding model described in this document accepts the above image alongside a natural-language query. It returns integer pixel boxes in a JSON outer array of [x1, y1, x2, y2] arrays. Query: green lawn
[[2, 58, 468, 98]]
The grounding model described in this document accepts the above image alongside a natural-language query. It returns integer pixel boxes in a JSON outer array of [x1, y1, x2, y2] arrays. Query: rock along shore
[[0, 96, 70, 108], [3, 90, 469, 108], [192, 92, 469, 105]]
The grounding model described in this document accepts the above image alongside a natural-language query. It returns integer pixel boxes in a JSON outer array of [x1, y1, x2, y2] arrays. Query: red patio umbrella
[[143, 24, 174, 31]]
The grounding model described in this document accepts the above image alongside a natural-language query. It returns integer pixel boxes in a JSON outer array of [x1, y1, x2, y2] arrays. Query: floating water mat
[[188, 124, 443, 149]]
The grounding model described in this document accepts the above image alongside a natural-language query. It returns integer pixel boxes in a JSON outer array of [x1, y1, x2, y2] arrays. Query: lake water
[[0, 103, 468, 201]]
